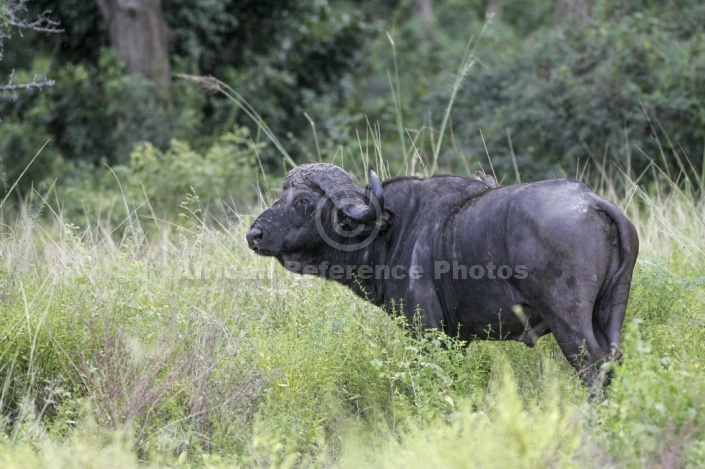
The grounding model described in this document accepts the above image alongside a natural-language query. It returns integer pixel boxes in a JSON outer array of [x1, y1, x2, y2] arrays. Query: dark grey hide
[[247, 163, 639, 387]]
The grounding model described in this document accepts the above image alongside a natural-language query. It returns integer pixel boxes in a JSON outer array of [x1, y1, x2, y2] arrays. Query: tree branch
[[3, 0, 63, 34], [0, 78, 56, 93], [0, 0, 62, 95]]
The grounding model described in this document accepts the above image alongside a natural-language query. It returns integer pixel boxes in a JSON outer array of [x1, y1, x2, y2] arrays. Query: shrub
[[29, 124, 266, 228], [447, 4, 705, 184]]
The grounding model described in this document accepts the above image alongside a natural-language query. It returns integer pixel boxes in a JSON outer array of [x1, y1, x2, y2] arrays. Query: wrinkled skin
[[247, 164, 639, 390]]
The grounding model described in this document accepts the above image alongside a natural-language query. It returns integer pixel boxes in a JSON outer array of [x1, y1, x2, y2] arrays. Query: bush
[[0, 49, 208, 197], [26, 124, 266, 229], [1, 0, 373, 192], [449, 4, 705, 184]]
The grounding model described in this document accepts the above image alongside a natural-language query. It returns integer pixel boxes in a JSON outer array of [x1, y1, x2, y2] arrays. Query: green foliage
[[0, 0, 372, 192], [127, 126, 264, 204], [28, 0, 106, 65], [496, 0, 555, 36], [343, 362, 583, 468], [448, 4, 705, 183], [0, 49, 208, 195], [4, 1, 705, 196], [210, 1, 371, 165], [596, 320, 705, 465], [37, 124, 265, 228], [31, 48, 204, 163]]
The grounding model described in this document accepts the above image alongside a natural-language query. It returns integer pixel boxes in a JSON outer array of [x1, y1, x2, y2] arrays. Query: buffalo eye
[[294, 197, 314, 216]]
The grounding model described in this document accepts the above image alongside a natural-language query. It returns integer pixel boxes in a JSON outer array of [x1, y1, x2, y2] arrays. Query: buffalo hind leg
[[591, 319, 618, 387], [603, 281, 633, 362], [543, 304, 609, 395], [592, 318, 611, 354]]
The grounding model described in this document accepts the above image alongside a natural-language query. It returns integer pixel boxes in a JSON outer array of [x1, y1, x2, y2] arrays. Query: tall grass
[[1, 162, 704, 466]]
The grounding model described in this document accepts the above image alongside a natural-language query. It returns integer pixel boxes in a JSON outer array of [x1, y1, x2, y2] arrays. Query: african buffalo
[[246, 163, 639, 388]]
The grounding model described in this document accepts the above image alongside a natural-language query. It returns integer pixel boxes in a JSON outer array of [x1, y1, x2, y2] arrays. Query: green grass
[[1, 169, 704, 467]]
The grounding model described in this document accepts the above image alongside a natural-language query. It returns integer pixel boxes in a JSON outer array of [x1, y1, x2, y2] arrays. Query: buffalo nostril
[[246, 226, 264, 248]]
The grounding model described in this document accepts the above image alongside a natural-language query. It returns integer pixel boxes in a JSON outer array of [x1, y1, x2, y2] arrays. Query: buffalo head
[[246, 163, 388, 273]]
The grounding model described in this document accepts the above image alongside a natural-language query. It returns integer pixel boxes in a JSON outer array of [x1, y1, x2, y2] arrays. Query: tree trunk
[[555, 0, 594, 25], [486, 1, 503, 19], [415, 0, 432, 19], [96, 0, 171, 88]]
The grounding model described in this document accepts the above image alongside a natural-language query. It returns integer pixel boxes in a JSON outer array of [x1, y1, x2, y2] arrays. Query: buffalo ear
[[357, 208, 394, 234], [375, 209, 394, 232], [337, 209, 394, 234]]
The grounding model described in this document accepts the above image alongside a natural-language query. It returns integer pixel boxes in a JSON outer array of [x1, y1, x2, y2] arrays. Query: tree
[[95, 0, 171, 88], [0, 0, 61, 94], [415, 0, 432, 19], [1, 0, 371, 174], [555, 0, 593, 25]]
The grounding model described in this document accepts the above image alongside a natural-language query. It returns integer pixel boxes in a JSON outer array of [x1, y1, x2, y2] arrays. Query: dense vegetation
[[1, 0, 705, 467], [2, 0, 705, 199], [1, 167, 704, 467]]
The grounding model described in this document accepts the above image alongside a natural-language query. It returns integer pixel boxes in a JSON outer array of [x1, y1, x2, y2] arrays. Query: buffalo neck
[[319, 178, 424, 306], [317, 176, 490, 306], [320, 229, 393, 306]]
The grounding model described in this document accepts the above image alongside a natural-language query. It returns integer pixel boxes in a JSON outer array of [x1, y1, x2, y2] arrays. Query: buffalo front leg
[[385, 276, 446, 336]]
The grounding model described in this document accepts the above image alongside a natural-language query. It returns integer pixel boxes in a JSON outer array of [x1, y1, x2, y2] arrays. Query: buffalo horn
[[284, 163, 384, 222]]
